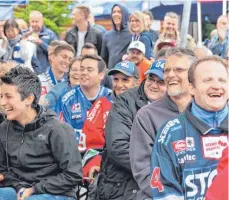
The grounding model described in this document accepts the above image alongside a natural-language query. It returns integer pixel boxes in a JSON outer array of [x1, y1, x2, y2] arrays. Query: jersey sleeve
[[151, 120, 184, 200]]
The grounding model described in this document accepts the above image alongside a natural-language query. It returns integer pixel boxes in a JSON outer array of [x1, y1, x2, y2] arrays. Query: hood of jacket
[[11, 105, 56, 132], [111, 4, 129, 31], [140, 31, 154, 43]]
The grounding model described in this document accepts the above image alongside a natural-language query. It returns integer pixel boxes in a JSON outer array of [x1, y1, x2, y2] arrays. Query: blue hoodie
[[132, 31, 155, 59], [101, 4, 132, 69]]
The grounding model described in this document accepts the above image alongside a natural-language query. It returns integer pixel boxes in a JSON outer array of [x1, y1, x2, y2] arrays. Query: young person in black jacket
[[0, 66, 82, 200]]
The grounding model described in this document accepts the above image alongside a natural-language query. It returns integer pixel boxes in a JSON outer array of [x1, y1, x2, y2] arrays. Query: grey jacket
[[100, 4, 132, 69], [130, 94, 181, 199], [0, 106, 82, 198]]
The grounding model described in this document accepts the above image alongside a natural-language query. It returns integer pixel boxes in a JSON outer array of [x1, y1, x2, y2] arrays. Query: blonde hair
[[15, 18, 28, 31], [129, 11, 147, 34]]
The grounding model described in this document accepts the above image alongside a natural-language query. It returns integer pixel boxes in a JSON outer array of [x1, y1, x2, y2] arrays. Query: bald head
[[29, 10, 44, 32]]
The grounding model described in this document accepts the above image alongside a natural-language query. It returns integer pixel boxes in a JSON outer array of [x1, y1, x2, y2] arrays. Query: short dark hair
[[1, 66, 41, 108], [4, 19, 20, 36], [156, 48, 168, 59], [53, 43, 75, 56], [81, 54, 106, 73], [142, 10, 154, 20], [188, 55, 228, 86], [81, 43, 98, 55]]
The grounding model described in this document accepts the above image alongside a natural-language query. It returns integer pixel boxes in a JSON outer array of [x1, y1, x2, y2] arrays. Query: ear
[[98, 71, 105, 82], [136, 78, 141, 86], [188, 83, 195, 96], [25, 94, 35, 106]]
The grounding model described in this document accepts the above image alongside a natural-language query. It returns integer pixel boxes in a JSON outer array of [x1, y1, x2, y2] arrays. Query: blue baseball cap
[[108, 61, 139, 79], [144, 60, 165, 80]]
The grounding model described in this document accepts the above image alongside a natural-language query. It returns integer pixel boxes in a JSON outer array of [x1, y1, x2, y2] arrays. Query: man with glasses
[[151, 55, 228, 200], [130, 48, 195, 200], [96, 60, 166, 200], [127, 41, 152, 83]]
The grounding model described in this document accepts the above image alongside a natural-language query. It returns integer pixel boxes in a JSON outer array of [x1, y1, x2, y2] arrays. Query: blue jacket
[[101, 4, 132, 69], [151, 103, 228, 200], [55, 85, 112, 151], [34, 26, 57, 73], [45, 81, 73, 111], [208, 30, 228, 59], [132, 31, 155, 59]]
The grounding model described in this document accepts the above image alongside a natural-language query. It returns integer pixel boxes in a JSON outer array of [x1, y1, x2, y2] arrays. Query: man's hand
[[0, 173, 4, 181], [30, 37, 42, 45], [88, 166, 100, 184], [217, 28, 227, 42], [17, 187, 34, 200]]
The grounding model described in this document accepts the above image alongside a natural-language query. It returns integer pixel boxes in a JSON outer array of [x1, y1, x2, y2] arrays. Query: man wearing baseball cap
[[108, 60, 140, 98], [96, 60, 166, 199], [157, 38, 176, 51], [126, 41, 152, 83]]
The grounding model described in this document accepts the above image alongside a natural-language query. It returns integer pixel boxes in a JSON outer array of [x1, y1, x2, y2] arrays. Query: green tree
[[14, 0, 73, 35]]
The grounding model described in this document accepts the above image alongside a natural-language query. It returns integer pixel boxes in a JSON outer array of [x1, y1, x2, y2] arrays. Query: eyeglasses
[[164, 67, 188, 75], [147, 75, 165, 86]]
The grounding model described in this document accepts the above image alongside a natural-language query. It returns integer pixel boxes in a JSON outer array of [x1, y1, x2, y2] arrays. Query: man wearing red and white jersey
[[151, 56, 228, 200]]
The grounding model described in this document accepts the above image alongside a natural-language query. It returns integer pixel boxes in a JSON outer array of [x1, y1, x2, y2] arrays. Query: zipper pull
[[21, 133, 24, 144]]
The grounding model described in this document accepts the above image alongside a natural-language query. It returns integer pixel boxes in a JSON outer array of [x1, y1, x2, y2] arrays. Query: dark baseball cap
[[144, 60, 165, 80], [108, 61, 139, 79]]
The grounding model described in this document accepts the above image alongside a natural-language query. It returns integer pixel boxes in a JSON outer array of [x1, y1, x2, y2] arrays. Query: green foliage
[[14, 0, 73, 35]]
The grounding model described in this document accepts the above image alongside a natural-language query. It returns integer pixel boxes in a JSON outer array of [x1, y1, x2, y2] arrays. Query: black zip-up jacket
[[96, 80, 148, 200], [0, 106, 82, 198], [65, 23, 103, 56]]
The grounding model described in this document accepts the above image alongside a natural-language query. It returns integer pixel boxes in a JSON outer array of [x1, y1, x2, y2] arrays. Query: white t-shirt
[[77, 31, 87, 56]]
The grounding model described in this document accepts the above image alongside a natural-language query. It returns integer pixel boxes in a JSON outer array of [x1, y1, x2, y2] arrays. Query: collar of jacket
[[74, 22, 91, 33], [185, 102, 228, 135], [163, 93, 180, 113], [136, 79, 149, 108], [10, 105, 56, 132]]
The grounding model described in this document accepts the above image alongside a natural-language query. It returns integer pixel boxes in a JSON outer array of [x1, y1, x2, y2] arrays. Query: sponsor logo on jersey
[[87, 100, 101, 122], [178, 154, 196, 164], [173, 137, 196, 155], [172, 140, 186, 153], [158, 119, 180, 143], [184, 166, 217, 199], [72, 103, 81, 112], [201, 135, 228, 159]]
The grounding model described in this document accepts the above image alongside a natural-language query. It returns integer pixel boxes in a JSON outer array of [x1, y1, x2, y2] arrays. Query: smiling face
[[112, 6, 122, 28], [189, 61, 228, 111], [80, 58, 104, 89], [129, 16, 141, 34], [144, 74, 166, 101], [0, 84, 30, 121], [164, 55, 191, 97], [112, 72, 138, 95], [69, 60, 81, 87], [51, 49, 74, 74], [163, 16, 178, 36]]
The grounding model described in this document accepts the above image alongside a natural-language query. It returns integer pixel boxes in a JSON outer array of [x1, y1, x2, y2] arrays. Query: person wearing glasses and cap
[[95, 59, 166, 200], [130, 48, 195, 200]]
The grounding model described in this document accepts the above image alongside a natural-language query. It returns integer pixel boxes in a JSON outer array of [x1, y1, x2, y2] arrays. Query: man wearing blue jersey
[[56, 54, 111, 152], [151, 56, 228, 200]]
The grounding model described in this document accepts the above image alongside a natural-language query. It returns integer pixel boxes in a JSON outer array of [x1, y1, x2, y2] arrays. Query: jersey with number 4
[[56, 85, 112, 152], [151, 106, 228, 200]]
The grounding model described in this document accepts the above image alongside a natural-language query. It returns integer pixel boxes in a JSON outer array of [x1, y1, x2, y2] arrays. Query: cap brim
[[144, 69, 164, 80], [108, 69, 134, 77], [157, 42, 175, 49]]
